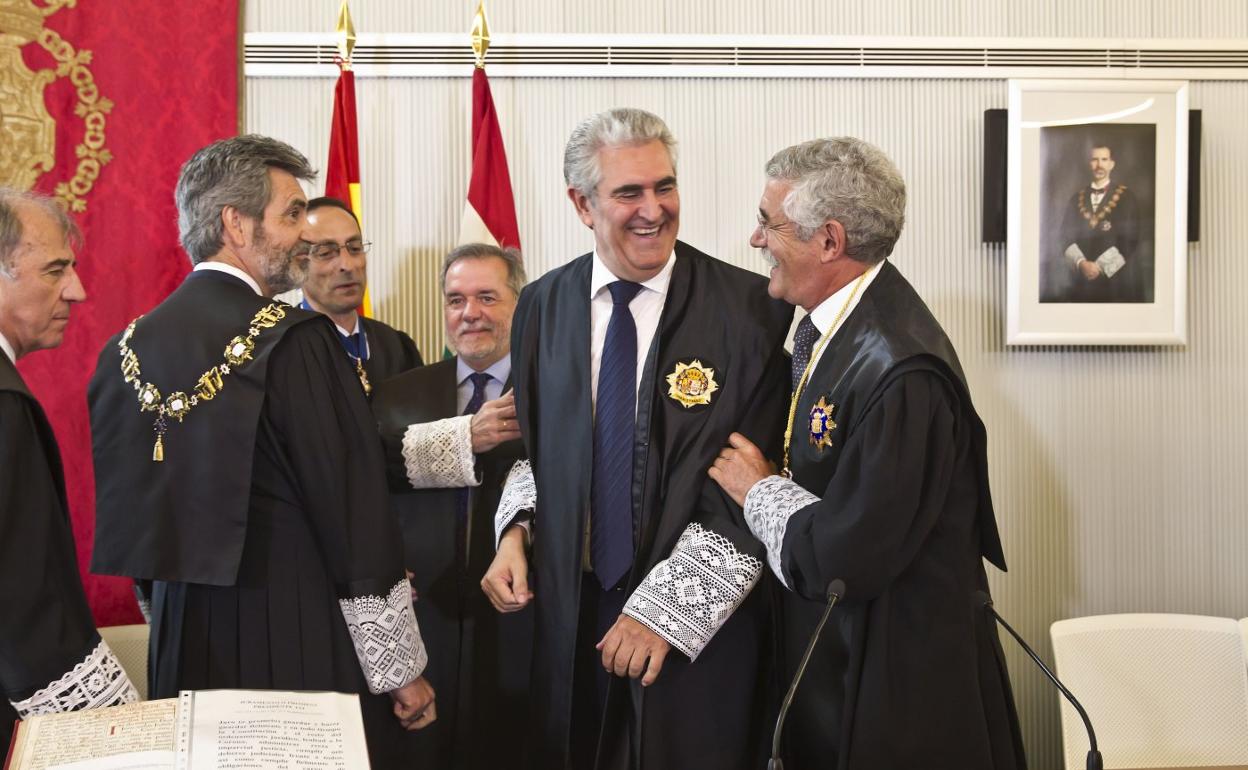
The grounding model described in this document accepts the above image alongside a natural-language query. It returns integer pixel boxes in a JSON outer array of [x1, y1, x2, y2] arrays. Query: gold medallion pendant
[[808, 396, 837, 451], [666, 359, 718, 408]]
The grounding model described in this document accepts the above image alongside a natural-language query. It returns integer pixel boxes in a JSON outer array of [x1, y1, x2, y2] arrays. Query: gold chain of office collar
[[117, 303, 287, 462]]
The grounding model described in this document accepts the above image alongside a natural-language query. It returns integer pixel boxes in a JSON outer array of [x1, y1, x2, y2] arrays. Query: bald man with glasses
[[299, 196, 423, 394]]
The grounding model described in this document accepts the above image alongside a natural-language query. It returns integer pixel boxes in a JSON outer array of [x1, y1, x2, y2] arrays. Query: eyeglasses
[[754, 216, 794, 238], [306, 241, 371, 261]]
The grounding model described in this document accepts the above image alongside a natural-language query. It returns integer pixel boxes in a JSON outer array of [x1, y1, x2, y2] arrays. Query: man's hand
[[596, 615, 671, 687], [471, 390, 521, 453], [708, 432, 774, 506], [391, 675, 436, 731], [1079, 259, 1102, 281], [481, 526, 533, 612]]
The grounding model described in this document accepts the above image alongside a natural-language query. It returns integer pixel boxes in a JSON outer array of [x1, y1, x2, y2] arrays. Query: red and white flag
[[458, 65, 521, 251]]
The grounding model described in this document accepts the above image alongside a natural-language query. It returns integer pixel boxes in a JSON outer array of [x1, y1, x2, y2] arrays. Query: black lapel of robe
[[519, 254, 594, 574]]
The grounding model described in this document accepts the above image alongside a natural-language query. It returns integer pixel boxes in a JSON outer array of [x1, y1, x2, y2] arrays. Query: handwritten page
[[183, 690, 369, 770], [7, 699, 177, 770]]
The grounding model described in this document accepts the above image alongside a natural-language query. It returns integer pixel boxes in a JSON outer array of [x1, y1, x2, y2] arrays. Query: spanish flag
[[325, 3, 372, 316], [458, 5, 521, 251]]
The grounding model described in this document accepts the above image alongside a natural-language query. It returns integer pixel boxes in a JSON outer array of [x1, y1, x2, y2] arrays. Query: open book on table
[[4, 689, 370, 770]]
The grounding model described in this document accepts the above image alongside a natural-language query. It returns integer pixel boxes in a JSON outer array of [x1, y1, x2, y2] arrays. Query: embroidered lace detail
[[339, 579, 428, 694], [10, 640, 139, 717], [495, 460, 536, 548], [744, 474, 820, 589], [401, 415, 479, 489], [623, 523, 762, 661]]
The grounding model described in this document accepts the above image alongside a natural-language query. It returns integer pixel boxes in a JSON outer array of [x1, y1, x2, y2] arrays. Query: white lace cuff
[[1064, 242, 1086, 267], [339, 579, 428, 694], [623, 523, 762, 661], [495, 460, 536, 549], [401, 415, 480, 489], [10, 639, 140, 717], [744, 475, 820, 589]]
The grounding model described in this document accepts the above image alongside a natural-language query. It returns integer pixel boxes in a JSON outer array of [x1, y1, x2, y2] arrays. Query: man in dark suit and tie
[[300, 196, 422, 393], [371, 242, 530, 770]]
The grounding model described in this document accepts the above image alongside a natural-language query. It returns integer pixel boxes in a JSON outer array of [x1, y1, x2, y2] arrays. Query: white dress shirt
[[589, 250, 676, 413], [0, 331, 15, 364], [193, 261, 262, 296], [456, 355, 511, 414]]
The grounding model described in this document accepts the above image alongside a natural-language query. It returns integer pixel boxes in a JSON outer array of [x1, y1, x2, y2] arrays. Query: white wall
[[245, 3, 1248, 767]]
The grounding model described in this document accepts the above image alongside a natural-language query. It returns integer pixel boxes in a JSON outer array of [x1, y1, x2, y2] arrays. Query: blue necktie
[[791, 315, 819, 392], [591, 280, 643, 590], [456, 372, 493, 560], [463, 371, 491, 417], [339, 329, 364, 364]]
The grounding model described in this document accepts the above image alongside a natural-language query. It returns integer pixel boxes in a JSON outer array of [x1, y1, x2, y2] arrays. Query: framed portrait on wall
[[1006, 79, 1188, 345]]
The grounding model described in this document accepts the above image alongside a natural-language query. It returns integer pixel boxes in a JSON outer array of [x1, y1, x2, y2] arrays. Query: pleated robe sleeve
[[744, 370, 962, 601], [623, 342, 790, 660], [262, 322, 427, 693], [0, 393, 138, 719]]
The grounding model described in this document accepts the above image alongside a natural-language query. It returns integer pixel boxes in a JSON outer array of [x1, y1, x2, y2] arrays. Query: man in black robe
[[480, 108, 793, 770], [299, 196, 423, 392], [372, 243, 531, 769], [87, 136, 435, 769], [1046, 143, 1145, 303], [711, 137, 1027, 770], [0, 189, 139, 751]]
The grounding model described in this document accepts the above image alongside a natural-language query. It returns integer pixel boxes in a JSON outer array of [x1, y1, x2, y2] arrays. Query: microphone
[[976, 591, 1103, 770], [767, 579, 845, 770]]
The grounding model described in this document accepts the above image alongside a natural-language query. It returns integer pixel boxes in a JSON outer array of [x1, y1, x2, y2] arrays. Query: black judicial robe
[[359, 315, 423, 383], [372, 358, 531, 770], [774, 261, 1026, 770], [0, 355, 106, 750], [88, 271, 417, 769], [511, 241, 793, 770]]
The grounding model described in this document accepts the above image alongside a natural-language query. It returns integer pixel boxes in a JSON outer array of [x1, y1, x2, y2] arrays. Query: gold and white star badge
[[666, 359, 719, 408], [808, 396, 837, 451]]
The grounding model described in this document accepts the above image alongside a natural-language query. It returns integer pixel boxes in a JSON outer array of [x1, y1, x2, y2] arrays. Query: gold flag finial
[[470, 0, 490, 68], [336, 0, 356, 69]]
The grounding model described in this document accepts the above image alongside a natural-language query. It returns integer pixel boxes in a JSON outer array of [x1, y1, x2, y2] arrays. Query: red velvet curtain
[[15, 0, 240, 626]]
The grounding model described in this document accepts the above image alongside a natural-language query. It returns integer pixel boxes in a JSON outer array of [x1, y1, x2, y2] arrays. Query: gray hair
[[563, 108, 678, 198], [764, 137, 907, 265], [175, 134, 316, 264], [0, 188, 81, 278], [440, 243, 527, 298]]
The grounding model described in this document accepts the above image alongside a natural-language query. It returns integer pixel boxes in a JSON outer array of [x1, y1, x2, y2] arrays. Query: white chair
[[98, 624, 149, 701], [1050, 614, 1248, 769]]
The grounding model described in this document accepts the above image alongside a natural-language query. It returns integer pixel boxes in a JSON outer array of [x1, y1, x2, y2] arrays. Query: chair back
[[1050, 613, 1248, 769], [98, 623, 149, 701]]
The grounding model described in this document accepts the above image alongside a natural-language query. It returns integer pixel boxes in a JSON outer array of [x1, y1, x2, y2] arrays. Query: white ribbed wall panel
[[247, 0, 1248, 38]]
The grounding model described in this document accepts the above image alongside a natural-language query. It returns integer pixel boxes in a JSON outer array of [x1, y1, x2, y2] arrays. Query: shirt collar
[[1091, 179, 1111, 192], [589, 249, 676, 300], [0, 331, 14, 364], [457, 354, 512, 388], [807, 260, 886, 336], [194, 261, 263, 296], [299, 299, 359, 337]]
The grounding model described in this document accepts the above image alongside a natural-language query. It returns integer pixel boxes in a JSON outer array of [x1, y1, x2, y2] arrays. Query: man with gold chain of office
[[88, 135, 435, 770]]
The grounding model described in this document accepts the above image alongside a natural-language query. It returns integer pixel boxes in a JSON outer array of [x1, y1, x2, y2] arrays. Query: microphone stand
[[979, 592, 1103, 770], [768, 579, 845, 770]]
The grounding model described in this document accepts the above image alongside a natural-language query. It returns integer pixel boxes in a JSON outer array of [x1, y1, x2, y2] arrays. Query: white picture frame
[[1006, 79, 1188, 346]]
